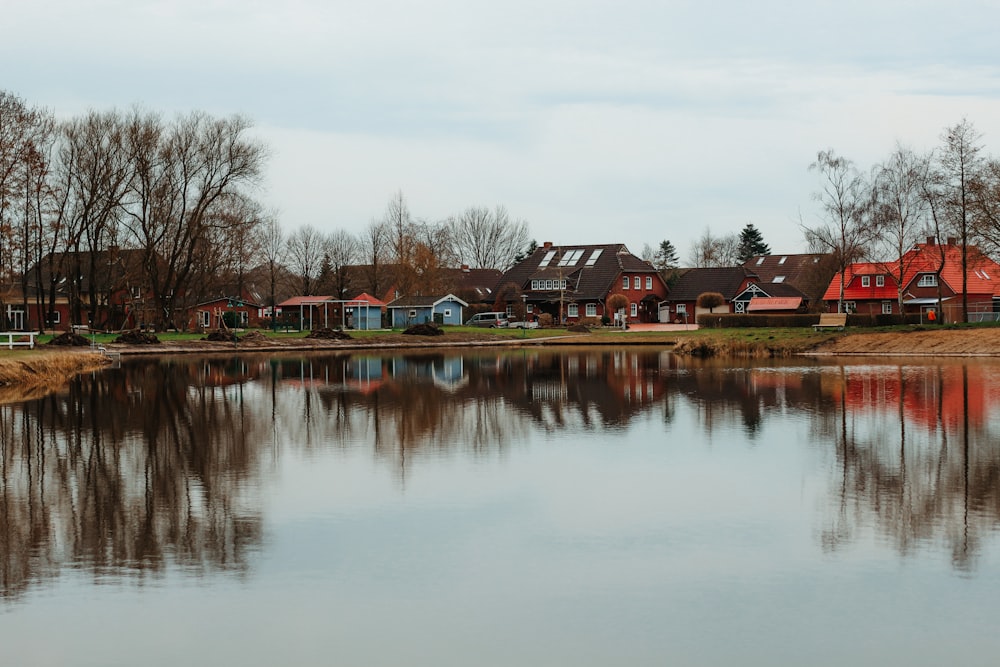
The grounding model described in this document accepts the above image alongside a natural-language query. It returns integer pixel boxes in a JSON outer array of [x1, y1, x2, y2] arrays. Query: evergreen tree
[[737, 223, 770, 263], [512, 239, 538, 265], [652, 240, 679, 271], [653, 239, 681, 286]]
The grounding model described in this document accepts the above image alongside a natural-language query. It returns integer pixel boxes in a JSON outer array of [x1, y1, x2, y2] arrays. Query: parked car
[[507, 319, 540, 329], [465, 312, 510, 328]]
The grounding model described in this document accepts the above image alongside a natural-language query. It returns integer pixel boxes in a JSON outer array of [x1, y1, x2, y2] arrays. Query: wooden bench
[[0, 332, 36, 349], [813, 313, 847, 331]]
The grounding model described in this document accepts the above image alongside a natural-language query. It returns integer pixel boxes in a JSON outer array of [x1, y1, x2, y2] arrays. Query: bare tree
[[323, 229, 359, 299], [918, 155, 951, 320], [56, 110, 134, 326], [971, 159, 1000, 258], [938, 119, 984, 322], [260, 214, 285, 316], [121, 110, 267, 329], [286, 224, 325, 295], [360, 219, 390, 298], [871, 144, 931, 311], [687, 227, 740, 267], [802, 150, 875, 313], [0, 92, 53, 327], [447, 205, 530, 270]]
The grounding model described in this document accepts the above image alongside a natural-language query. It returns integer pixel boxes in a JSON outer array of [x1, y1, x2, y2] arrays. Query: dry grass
[[0, 351, 110, 403]]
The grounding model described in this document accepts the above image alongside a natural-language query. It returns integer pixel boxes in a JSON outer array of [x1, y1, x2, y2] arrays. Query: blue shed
[[386, 294, 468, 328]]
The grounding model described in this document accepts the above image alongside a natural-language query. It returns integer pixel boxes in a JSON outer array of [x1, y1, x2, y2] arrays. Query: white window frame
[[843, 301, 856, 313], [567, 303, 579, 317], [876, 275, 885, 287], [47, 310, 61, 325], [634, 276, 641, 289], [585, 303, 597, 317], [676, 303, 687, 314], [630, 303, 638, 317], [623, 276, 629, 289], [444, 309, 452, 318], [200, 311, 210, 328], [918, 274, 937, 287], [861, 276, 870, 287], [882, 301, 892, 314], [646, 276, 652, 290]]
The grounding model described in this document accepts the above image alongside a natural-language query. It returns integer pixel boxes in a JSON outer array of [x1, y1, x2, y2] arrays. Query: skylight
[[756, 257, 765, 265], [585, 249, 603, 266], [558, 249, 584, 267], [773, 276, 785, 283], [539, 250, 557, 267], [778, 256, 787, 264]]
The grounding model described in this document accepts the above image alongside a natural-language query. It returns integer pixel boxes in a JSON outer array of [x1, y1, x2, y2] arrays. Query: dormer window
[[917, 274, 937, 287], [876, 275, 885, 287], [861, 276, 870, 287]]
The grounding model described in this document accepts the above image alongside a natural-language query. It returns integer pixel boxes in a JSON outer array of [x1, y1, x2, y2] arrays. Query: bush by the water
[[47, 332, 90, 346], [306, 328, 352, 340], [403, 323, 444, 336], [115, 330, 160, 344]]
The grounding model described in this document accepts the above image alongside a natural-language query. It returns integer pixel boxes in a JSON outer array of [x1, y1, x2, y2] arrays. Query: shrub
[[696, 292, 726, 311], [537, 313, 554, 327]]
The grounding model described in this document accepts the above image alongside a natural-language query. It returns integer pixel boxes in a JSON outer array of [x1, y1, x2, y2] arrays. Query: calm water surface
[[1, 348, 999, 666]]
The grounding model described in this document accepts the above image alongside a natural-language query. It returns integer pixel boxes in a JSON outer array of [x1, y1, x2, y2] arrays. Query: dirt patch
[[204, 330, 237, 342], [306, 328, 352, 340], [403, 323, 444, 336], [115, 330, 160, 344], [47, 332, 91, 346], [810, 327, 1000, 356]]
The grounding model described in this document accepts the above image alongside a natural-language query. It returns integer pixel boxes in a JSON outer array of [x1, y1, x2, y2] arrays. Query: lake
[[1, 348, 999, 666]]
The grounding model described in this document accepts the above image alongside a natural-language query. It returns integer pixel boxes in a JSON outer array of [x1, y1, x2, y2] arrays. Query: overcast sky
[[5, 0, 1000, 261]]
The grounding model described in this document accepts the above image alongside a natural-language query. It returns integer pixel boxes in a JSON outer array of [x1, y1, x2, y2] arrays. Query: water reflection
[[2, 350, 1000, 602]]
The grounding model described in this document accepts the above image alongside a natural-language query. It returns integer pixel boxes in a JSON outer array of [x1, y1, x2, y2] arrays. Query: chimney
[[461, 264, 470, 272], [543, 241, 553, 249], [926, 236, 936, 245], [947, 237, 958, 246]]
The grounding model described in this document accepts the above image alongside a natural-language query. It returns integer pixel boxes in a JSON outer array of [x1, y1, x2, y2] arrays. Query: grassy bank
[[0, 351, 110, 403]]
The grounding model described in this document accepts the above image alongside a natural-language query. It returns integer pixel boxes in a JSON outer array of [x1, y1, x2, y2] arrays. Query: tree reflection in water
[[2, 350, 1000, 599]]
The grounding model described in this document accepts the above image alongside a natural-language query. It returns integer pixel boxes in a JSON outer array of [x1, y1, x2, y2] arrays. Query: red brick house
[[496, 243, 669, 324], [9, 249, 154, 332], [188, 295, 266, 331], [822, 238, 1000, 321]]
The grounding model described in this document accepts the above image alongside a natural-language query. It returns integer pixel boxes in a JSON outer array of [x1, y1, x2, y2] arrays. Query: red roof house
[[822, 238, 1000, 321]]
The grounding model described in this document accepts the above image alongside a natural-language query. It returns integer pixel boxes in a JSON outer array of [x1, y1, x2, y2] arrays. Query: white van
[[465, 312, 510, 328]]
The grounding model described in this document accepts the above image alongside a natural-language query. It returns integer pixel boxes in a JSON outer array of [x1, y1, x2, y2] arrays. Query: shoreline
[[1, 326, 998, 403]]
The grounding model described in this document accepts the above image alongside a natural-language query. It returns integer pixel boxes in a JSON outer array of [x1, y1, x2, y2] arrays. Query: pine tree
[[653, 240, 680, 286], [737, 223, 770, 263], [653, 240, 679, 271]]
